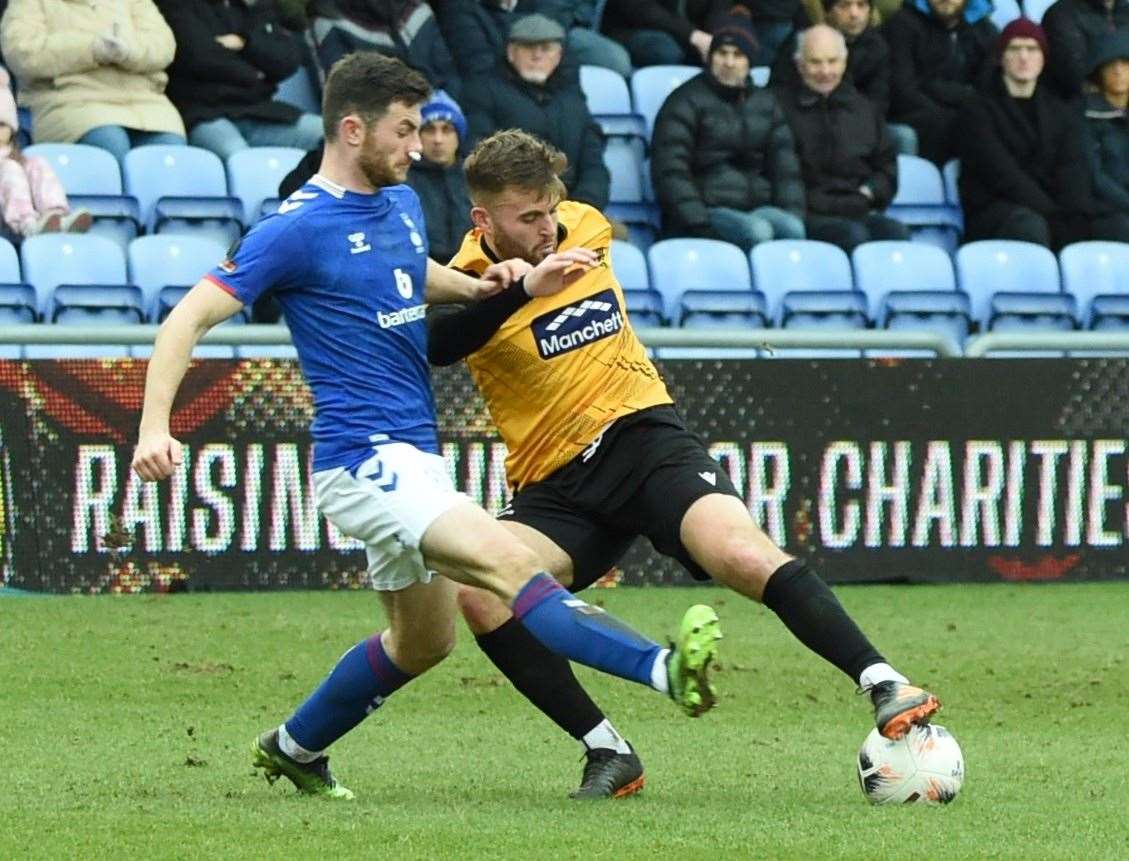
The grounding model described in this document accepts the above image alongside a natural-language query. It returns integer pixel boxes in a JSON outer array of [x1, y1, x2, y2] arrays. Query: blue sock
[[513, 573, 662, 688], [284, 632, 413, 752]]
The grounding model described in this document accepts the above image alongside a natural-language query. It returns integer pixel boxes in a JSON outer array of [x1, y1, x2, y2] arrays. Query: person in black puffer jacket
[[651, 7, 805, 250], [1084, 31, 1129, 214], [958, 18, 1129, 249], [884, 0, 998, 164], [1043, 0, 1129, 100], [460, 13, 609, 209], [156, 0, 323, 162], [777, 25, 908, 250]]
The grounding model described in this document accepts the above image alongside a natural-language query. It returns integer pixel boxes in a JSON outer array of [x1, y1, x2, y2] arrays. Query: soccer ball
[[857, 724, 964, 805]]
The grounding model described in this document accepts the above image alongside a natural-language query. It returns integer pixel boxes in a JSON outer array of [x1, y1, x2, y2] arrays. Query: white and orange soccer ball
[[857, 724, 965, 805]]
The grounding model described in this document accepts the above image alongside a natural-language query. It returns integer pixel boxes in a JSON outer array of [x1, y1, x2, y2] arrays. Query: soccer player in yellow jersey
[[430, 130, 942, 800]]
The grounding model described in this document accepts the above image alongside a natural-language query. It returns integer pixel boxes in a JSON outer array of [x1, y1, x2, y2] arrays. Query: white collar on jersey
[[310, 174, 347, 199]]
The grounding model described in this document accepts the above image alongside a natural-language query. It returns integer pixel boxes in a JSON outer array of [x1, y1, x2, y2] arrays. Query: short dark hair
[[464, 129, 568, 205], [321, 53, 431, 141], [822, 0, 871, 12]]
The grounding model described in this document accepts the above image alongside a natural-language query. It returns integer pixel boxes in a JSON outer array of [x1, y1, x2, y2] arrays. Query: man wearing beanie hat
[[407, 91, 473, 263], [1084, 31, 1129, 214], [884, 0, 998, 164], [958, 17, 1129, 249], [461, 13, 610, 209], [1042, 0, 1129, 100], [652, 5, 806, 250]]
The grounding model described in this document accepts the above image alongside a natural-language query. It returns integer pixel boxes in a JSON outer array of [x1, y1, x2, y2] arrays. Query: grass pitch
[[2, 583, 1127, 860]]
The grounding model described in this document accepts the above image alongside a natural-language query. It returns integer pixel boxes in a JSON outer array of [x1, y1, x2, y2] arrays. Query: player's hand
[[481, 259, 533, 297], [132, 430, 184, 481], [524, 248, 599, 298]]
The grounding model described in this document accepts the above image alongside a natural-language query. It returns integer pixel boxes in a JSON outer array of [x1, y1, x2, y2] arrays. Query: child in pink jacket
[[0, 68, 90, 237]]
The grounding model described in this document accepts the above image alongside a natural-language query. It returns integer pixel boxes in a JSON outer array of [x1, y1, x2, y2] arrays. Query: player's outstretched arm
[[425, 258, 513, 304], [132, 279, 245, 481]]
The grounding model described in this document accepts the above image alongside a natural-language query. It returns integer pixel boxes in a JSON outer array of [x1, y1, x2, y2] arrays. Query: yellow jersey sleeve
[[447, 201, 672, 489]]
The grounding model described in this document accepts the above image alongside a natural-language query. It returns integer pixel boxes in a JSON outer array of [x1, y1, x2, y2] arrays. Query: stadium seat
[[678, 289, 767, 328], [990, 0, 1022, 28], [630, 65, 700, 136], [610, 239, 649, 290], [955, 240, 1070, 330], [24, 143, 141, 249], [751, 66, 770, 87], [1059, 242, 1129, 329], [852, 241, 969, 343], [887, 155, 962, 244], [580, 64, 646, 141], [648, 238, 751, 320], [0, 283, 37, 324], [50, 284, 145, 325], [604, 141, 644, 204], [749, 239, 856, 325], [0, 236, 21, 282], [942, 159, 960, 206], [275, 65, 321, 115], [622, 288, 666, 327], [1022, 0, 1054, 21], [227, 148, 305, 228], [20, 234, 128, 317], [123, 145, 243, 244], [128, 235, 229, 319]]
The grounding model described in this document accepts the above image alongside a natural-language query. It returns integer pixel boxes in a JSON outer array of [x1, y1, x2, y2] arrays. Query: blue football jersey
[[207, 175, 435, 471]]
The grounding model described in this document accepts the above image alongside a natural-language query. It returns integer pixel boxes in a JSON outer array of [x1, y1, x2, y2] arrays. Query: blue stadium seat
[[0, 236, 21, 282], [622, 288, 666, 327], [610, 239, 649, 290], [24, 143, 141, 249], [227, 148, 306, 227], [1023, 0, 1054, 21], [152, 284, 250, 326], [749, 239, 856, 325], [275, 65, 321, 115], [942, 159, 960, 206], [20, 234, 128, 317], [679, 289, 767, 327], [605, 141, 643, 204], [580, 64, 645, 141], [123, 145, 243, 244], [51, 284, 144, 325], [128, 235, 229, 319], [887, 155, 962, 245], [991, 0, 1022, 28], [955, 240, 1070, 330], [630, 65, 700, 136], [0, 284, 37, 324], [1059, 242, 1129, 329], [751, 66, 770, 87], [852, 241, 969, 343], [648, 238, 751, 320]]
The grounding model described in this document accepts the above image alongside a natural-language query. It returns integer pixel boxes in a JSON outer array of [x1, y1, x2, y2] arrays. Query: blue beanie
[[420, 90, 467, 143]]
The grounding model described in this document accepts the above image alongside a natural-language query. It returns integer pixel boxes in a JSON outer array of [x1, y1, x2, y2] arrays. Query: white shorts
[[314, 443, 468, 592]]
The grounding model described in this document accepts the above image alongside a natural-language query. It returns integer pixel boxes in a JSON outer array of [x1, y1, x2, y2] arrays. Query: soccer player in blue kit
[[131, 52, 722, 800]]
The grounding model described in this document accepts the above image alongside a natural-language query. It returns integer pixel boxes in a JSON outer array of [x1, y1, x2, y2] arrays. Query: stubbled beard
[[493, 230, 552, 265], [359, 149, 402, 189]]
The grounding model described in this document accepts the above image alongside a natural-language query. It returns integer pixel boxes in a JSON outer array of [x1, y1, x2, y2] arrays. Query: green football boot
[[666, 604, 723, 717], [251, 730, 355, 800]]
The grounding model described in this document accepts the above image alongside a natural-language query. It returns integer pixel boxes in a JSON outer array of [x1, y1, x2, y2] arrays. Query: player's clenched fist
[[132, 431, 184, 481]]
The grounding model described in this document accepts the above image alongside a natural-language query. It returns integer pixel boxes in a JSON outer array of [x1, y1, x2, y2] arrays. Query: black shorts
[[498, 405, 742, 591]]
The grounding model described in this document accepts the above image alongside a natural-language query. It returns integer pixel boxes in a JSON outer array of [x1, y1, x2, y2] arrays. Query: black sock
[[761, 560, 884, 683], [475, 616, 606, 741]]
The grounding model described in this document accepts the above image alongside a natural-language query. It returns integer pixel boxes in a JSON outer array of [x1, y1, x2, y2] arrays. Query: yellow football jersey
[[448, 201, 672, 489]]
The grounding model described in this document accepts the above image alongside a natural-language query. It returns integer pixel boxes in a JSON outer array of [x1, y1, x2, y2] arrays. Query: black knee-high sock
[[475, 616, 606, 740], [761, 560, 884, 683]]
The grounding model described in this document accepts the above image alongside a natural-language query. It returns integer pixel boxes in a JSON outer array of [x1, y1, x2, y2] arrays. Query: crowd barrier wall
[[1, 357, 1126, 593]]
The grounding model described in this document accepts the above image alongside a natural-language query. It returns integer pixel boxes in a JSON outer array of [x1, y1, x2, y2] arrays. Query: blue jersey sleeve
[[205, 213, 304, 305]]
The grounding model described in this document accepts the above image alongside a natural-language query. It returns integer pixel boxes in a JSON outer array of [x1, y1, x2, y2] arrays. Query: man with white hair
[[775, 24, 909, 251]]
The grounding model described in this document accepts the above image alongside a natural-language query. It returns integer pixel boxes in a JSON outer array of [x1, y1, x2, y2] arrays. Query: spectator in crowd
[[777, 25, 907, 250], [958, 18, 1129, 249], [157, 0, 322, 163], [533, 0, 634, 77], [0, 67, 90, 237], [309, 0, 463, 99], [885, 0, 998, 165], [0, 0, 185, 162], [601, 0, 731, 67], [406, 91, 473, 263], [651, 6, 805, 249], [1043, 0, 1129, 99], [1084, 32, 1129, 213], [773, 0, 890, 115], [462, 14, 610, 209], [439, 0, 526, 79]]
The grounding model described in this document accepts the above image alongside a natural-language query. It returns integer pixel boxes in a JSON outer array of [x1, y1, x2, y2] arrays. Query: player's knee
[[457, 585, 513, 634], [712, 534, 791, 598], [474, 537, 545, 601]]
